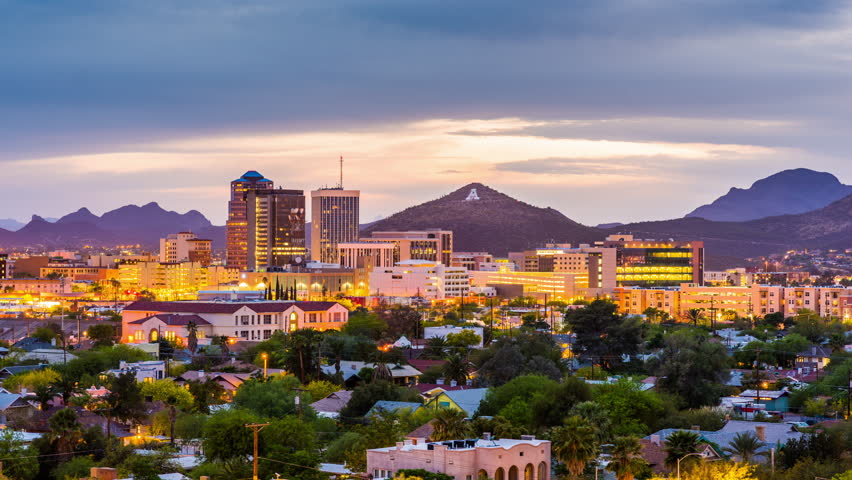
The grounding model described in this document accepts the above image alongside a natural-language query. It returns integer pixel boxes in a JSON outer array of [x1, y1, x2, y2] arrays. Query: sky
[[3, 0, 852, 226]]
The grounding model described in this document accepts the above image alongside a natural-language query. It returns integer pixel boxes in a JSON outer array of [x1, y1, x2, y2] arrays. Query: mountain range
[[1, 168, 850, 266], [363, 183, 603, 255], [685, 168, 852, 221], [0, 203, 225, 249]]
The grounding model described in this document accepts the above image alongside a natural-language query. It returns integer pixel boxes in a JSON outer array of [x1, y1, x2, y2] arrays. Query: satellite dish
[[295, 256, 304, 264]]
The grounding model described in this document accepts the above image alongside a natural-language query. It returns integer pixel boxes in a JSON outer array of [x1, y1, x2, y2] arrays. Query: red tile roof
[[124, 300, 342, 314], [128, 314, 211, 326]]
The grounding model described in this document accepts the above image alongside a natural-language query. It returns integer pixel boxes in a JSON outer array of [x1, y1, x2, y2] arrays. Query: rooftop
[[370, 437, 548, 453]]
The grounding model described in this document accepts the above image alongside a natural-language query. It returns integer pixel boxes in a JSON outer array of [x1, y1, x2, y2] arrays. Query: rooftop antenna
[[339, 155, 344, 189]]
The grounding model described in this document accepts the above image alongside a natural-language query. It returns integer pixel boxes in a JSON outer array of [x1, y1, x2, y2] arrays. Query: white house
[[122, 300, 350, 345], [105, 360, 166, 383]]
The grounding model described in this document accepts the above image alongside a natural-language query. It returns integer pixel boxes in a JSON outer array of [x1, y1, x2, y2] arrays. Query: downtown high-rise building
[[310, 188, 360, 264], [246, 188, 307, 271], [226, 171, 273, 269]]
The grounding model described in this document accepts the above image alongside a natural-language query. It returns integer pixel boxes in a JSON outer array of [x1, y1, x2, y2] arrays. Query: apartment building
[[369, 260, 469, 300]]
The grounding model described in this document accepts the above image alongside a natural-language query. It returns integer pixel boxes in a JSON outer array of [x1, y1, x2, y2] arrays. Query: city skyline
[[3, 1, 852, 225]]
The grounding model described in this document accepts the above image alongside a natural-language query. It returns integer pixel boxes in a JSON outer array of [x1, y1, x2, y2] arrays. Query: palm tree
[[34, 384, 53, 411], [570, 401, 613, 444], [723, 431, 765, 463], [422, 336, 448, 360], [608, 436, 647, 480], [443, 352, 470, 385], [664, 430, 700, 470], [186, 321, 198, 353], [431, 408, 469, 441], [684, 308, 704, 327], [550, 415, 599, 479], [48, 408, 83, 460]]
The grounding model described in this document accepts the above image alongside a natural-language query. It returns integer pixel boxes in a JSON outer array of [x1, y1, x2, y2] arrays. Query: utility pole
[[245, 423, 269, 480], [755, 349, 761, 418], [488, 297, 494, 345], [847, 369, 851, 420], [292, 388, 307, 421]]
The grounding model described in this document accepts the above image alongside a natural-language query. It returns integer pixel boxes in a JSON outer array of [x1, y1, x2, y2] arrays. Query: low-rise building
[[121, 300, 349, 345], [370, 260, 469, 300], [104, 360, 166, 383], [367, 436, 551, 480], [0, 278, 72, 294]]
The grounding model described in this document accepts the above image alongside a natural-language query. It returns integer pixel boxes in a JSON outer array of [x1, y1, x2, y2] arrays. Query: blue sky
[[2, 0, 852, 225]]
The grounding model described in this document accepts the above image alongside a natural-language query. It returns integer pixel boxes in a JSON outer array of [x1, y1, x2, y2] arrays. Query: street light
[[261, 352, 269, 379], [677, 453, 703, 480]]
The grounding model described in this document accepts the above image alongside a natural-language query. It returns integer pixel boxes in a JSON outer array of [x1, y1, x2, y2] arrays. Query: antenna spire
[[339, 155, 344, 189]]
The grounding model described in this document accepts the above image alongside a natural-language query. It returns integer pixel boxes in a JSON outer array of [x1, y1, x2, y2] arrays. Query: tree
[[663, 430, 700, 470], [343, 308, 388, 340], [676, 461, 758, 480], [684, 308, 704, 327], [443, 352, 471, 386], [568, 300, 642, 370], [283, 329, 323, 383], [187, 377, 226, 414], [570, 401, 613, 444], [445, 330, 481, 349], [140, 379, 194, 410], [654, 331, 730, 408], [48, 408, 84, 460], [341, 380, 409, 418], [723, 431, 764, 463], [0, 430, 38, 480], [593, 379, 665, 436], [608, 436, 647, 480], [550, 415, 599, 479], [87, 323, 115, 347], [102, 372, 146, 447], [304, 379, 339, 402], [431, 408, 469, 441], [233, 375, 306, 419], [421, 337, 448, 360], [49, 366, 81, 406], [186, 321, 198, 353], [32, 326, 58, 343]]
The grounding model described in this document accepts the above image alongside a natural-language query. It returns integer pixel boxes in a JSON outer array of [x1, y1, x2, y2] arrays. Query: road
[[0, 316, 112, 344]]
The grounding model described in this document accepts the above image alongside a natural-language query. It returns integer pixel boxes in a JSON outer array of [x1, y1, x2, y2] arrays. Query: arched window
[[509, 466, 518, 480], [495, 468, 505, 480], [524, 464, 534, 480], [478, 470, 488, 480], [149, 329, 159, 342], [289, 312, 298, 331], [537, 462, 547, 480]]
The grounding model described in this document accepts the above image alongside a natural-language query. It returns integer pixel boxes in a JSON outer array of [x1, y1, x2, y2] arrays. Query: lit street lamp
[[261, 352, 269, 379], [677, 453, 703, 480]]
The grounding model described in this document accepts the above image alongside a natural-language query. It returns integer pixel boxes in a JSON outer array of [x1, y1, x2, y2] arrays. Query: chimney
[[198, 370, 205, 380], [755, 425, 766, 442], [20, 388, 27, 396], [436, 378, 444, 385], [396, 442, 404, 450], [650, 435, 661, 446], [725, 414, 731, 422], [691, 425, 700, 431], [119, 361, 127, 369], [450, 380, 457, 387], [483, 432, 491, 441], [520, 435, 536, 441]]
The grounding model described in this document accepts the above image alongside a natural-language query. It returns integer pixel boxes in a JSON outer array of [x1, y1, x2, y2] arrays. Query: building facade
[[364, 230, 453, 266], [367, 437, 551, 480], [226, 170, 274, 269], [310, 189, 360, 264], [603, 235, 704, 288], [246, 188, 307, 270], [469, 270, 588, 302], [121, 300, 350, 344], [337, 242, 396, 270], [159, 232, 212, 265], [369, 260, 469, 299]]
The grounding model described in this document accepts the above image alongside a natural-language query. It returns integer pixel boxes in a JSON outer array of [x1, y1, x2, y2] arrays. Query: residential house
[[0, 392, 37, 425], [422, 388, 489, 417], [320, 361, 422, 386], [728, 389, 790, 413], [367, 435, 551, 480], [795, 345, 831, 371], [309, 390, 353, 419], [173, 371, 252, 399], [104, 360, 166, 383], [0, 364, 46, 380]]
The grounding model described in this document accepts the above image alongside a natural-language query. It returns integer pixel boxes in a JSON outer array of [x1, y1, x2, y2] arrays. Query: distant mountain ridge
[[614, 190, 852, 262], [0, 203, 224, 249], [686, 168, 852, 221], [362, 183, 603, 255]]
